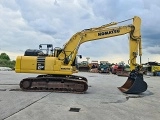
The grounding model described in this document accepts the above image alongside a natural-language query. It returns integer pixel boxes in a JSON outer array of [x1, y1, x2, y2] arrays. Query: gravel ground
[[0, 71, 159, 120]]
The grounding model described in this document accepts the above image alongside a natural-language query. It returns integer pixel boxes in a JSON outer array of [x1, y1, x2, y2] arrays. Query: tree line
[[0, 53, 15, 69]]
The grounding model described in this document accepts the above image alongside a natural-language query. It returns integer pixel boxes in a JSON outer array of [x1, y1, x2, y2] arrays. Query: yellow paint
[[152, 66, 160, 72]]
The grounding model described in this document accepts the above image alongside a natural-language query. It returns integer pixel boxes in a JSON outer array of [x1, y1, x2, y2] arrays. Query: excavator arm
[[58, 16, 141, 71]]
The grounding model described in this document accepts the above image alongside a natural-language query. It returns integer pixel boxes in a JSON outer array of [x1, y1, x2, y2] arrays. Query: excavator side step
[[20, 75, 88, 93], [118, 70, 148, 94]]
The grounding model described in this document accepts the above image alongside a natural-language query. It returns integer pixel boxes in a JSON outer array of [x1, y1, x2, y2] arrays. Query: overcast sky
[[0, 0, 160, 64]]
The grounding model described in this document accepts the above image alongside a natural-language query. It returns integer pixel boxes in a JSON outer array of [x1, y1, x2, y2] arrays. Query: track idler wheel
[[118, 70, 148, 94], [20, 80, 32, 89]]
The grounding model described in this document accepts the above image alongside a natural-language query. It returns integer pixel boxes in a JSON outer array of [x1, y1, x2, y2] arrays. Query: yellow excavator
[[15, 16, 147, 94]]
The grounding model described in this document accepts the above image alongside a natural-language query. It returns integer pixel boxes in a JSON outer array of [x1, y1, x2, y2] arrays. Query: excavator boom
[[15, 16, 147, 94]]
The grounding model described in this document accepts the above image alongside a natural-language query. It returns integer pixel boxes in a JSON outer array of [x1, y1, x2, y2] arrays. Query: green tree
[[0, 53, 15, 69], [0, 53, 10, 60]]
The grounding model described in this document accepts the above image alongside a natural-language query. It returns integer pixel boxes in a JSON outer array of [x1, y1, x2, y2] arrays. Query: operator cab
[[39, 44, 53, 56]]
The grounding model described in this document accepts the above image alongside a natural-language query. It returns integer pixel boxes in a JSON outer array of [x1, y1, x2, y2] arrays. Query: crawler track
[[20, 75, 88, 93]]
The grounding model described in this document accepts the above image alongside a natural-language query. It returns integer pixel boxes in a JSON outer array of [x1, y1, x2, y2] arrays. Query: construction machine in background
[[15, 16, 147, 94], [78, 61, 90, 72], [111, 64, 121, 74], [111, 63, 130, 77], [98, 61, 111, 73], [143, 62, 160, 76], [89, 61, 99, 73], [116, 65, 131, 77]]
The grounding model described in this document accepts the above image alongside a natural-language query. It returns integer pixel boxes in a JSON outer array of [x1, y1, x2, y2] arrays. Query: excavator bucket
[[118, 70, 148, 94]]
